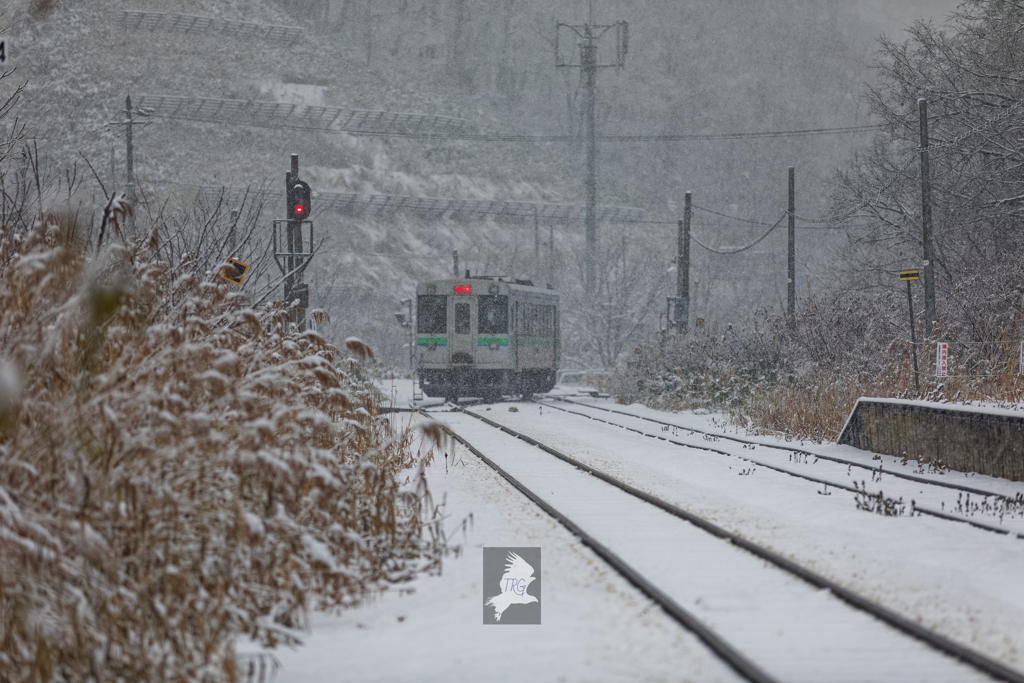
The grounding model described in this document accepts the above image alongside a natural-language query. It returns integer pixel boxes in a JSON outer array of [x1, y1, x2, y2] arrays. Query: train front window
[[455, 303, 471, 334], [417, 295, 447, 334], [478, 296, 508, 334]]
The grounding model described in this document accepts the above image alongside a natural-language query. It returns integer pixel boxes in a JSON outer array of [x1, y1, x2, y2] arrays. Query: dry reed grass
[[745, 344, 1024, 442], [0, 209, 444, 681], [609, 313, 1024, 444]]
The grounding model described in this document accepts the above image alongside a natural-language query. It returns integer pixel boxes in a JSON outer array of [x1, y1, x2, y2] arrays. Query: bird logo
[[485, 551, 539, 622]]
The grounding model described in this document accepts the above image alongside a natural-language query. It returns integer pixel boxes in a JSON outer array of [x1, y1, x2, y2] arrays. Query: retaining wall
[[837, 398, 1024, 482]]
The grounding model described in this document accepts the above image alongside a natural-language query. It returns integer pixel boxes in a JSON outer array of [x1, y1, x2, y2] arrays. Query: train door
[[449, 297, 477, 365]]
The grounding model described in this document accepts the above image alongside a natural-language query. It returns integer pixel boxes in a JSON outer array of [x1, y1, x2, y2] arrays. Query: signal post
[[274, 153, 314, 331]]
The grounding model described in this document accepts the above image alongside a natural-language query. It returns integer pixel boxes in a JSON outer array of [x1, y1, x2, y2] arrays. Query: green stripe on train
[[416, 337, 448, 346], [477, 337, 509, 346]]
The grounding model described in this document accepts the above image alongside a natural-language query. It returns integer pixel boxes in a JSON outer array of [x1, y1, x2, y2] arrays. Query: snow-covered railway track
[[425, 406, 1023, 683], [539, 397, 1024, 539]]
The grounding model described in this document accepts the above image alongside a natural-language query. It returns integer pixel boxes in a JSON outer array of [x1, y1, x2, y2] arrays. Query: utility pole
[[919, 99, 936, 338], [534, 204, 540, 265], [556, 13, 628, 296], [549, 221, 555, 287], [453, 249, 459, 277], [676, 192, 691, 332], [107, 95, 151, 231], [228, 209, 238, 253], [787, 166, 796, 328], [364, 0, 373, 66], [125, 95, 135, 214], [582, 36, 597, 295]]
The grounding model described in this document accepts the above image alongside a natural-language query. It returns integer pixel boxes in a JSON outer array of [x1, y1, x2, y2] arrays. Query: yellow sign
[[899, 269, 920, 281], [222, 258, 249, 285]]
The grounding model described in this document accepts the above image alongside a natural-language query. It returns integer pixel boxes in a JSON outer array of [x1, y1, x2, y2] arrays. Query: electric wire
[[691, 203, 780, 227], [147, 111, 880, 142], [786, 98, 1024, 224], [689, 214, 788, 254]]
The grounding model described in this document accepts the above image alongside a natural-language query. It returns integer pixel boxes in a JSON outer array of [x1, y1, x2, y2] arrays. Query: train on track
[[416, 275, 559, 401]]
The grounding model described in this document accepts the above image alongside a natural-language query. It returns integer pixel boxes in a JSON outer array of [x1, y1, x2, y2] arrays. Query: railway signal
[[274, 154, 315, 332], [289, 180, 311, 219]]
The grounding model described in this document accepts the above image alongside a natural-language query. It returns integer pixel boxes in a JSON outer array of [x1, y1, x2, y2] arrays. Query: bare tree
[[831, 0, 1024, 348]]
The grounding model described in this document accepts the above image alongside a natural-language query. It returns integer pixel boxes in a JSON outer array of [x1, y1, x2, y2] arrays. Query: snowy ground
[[237, 381, 741, 683], [236, 381, 1024, 681]]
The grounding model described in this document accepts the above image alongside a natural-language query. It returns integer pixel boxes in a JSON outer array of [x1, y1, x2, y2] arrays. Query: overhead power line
[[134, 95, 877, 143], [421, 125, 880, 143], [689, 214, 788, 254], [692, 203, 779, 227]]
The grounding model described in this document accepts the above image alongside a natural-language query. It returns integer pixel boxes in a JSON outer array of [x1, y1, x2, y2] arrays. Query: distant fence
[[122, 11, 302, 41], [135, 95, 468, 136], [181, 184, 644, 224], [838, 398, 1024, 481]]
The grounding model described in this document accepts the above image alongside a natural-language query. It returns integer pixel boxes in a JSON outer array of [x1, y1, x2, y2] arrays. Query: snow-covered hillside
[[8, 0, 962, 368]]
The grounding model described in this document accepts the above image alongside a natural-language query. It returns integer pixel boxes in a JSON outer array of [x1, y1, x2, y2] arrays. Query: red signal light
[[296, 205, 303, 214], [455, 285, 472, 294]]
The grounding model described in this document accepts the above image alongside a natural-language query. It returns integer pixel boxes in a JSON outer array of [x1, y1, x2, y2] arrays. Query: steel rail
[[538, 399, 1024, 540], [457, 406, 1024, 683], [548, 396, 1015, 500], [418, 408, 779, 683]]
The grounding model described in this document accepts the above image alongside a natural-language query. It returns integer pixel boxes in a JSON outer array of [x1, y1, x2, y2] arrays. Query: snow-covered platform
[[840, 397, 1024, 481]]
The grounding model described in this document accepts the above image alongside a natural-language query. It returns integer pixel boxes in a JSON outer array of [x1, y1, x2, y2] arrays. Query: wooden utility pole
[[919, 99, 936, 338], [787, 166, 796, 328], [676, 192, 691, 332]]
